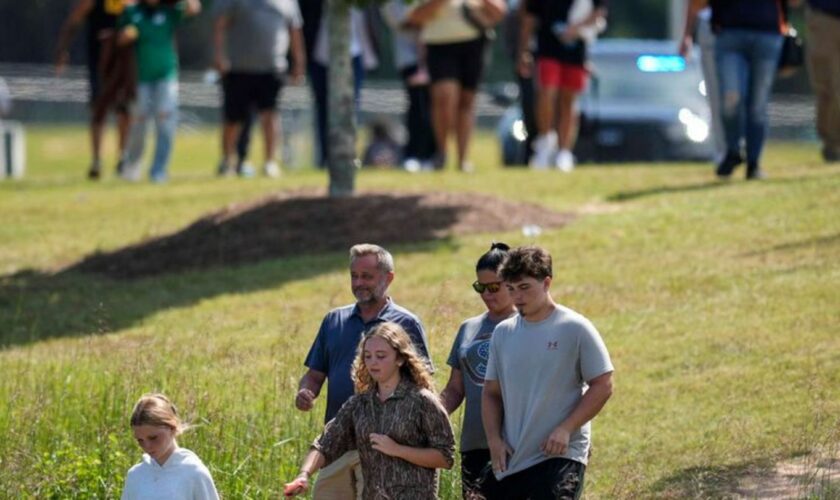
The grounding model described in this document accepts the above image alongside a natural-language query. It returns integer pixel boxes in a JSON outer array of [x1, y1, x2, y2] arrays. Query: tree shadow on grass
[[0, 191, 573, 347]]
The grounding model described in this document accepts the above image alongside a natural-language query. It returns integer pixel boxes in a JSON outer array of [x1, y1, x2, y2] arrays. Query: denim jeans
[[124, 79, 179, 181], [714, 29, 783, 165]]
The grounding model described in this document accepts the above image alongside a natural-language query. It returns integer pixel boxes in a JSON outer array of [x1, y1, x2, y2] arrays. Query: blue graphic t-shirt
[[447, 312, 513, 451]]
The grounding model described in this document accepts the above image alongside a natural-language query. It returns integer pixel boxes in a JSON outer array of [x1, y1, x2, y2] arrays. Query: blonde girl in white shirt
[[121, 393, 219, 500]]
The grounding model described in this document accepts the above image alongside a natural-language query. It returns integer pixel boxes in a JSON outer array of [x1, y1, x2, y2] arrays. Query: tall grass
[[1, 126, 838, 497]]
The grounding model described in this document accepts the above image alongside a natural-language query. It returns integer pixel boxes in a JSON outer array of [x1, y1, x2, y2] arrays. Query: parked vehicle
[[498, 39, 715, 165]]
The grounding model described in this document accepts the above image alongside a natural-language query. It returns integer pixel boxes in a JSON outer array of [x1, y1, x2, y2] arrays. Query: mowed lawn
[[1, 126, 838, 498]]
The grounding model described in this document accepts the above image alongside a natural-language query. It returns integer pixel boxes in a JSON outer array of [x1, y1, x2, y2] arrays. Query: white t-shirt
[[121, 447, 219, 500], [485, 304, 613, 479]]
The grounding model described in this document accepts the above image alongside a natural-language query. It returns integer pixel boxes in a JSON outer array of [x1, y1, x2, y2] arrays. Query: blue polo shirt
[[304, 299, 431, 422]]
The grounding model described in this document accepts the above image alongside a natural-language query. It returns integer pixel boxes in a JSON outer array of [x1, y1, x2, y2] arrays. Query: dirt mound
[[70, 190, 574, 280]]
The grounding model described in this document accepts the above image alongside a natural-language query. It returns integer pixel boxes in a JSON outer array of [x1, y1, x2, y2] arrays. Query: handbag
[[775, 0, 805, 78]]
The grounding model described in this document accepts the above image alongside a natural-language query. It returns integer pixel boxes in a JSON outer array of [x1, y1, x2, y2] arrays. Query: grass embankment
[[1, 126, 838, 498]]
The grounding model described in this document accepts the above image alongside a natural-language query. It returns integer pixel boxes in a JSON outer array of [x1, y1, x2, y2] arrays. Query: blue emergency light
[[636, 55, 686, 73]]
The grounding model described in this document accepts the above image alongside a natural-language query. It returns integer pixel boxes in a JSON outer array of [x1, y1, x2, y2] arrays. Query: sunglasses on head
[[472, 281, 503, 294]]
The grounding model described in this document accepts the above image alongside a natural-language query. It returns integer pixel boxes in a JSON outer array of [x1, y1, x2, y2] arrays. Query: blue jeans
[[125, 79, 179, 181], [714, 29, 783, 164]]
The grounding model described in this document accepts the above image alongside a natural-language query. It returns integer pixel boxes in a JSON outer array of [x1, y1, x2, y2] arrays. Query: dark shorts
[[426, 37, 486, 90], [461, 449, 491, 499], [222, 72, 284, 123], [480, 457, 586, 500]]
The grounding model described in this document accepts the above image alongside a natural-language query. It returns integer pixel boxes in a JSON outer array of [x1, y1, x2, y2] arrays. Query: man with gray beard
[[295, 243, 432, 498]]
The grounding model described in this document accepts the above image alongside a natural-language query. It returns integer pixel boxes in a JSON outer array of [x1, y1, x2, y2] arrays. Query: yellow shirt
[[420, 0, 481, 45]]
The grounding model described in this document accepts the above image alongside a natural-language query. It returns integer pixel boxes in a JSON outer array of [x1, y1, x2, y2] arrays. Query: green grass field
[[1, 125, 838, 498]]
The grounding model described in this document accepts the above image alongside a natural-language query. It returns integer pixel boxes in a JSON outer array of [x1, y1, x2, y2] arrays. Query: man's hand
[[541, 425, 571, 456], [488, 436, 513, 474], [369, 433, 402, 457], [295, 388, 316, 411], [283, 473, 309, 497]]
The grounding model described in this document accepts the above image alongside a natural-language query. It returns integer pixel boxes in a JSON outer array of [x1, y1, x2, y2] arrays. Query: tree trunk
[[326, 0, 356, 197]]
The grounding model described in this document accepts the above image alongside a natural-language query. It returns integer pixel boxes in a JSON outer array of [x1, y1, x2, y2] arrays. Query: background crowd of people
[[49, 0, 840, 183]]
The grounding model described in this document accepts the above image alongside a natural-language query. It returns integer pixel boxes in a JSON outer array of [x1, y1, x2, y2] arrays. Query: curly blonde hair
[[352, 322, 435, 394]]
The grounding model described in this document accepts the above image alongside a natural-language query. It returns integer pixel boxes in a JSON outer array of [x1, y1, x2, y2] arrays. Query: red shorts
[[536, 58, 588, 92]]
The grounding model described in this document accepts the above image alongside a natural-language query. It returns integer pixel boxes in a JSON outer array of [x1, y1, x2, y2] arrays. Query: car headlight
[[512, 119, 528, 142], [678, 108, 709, 143]]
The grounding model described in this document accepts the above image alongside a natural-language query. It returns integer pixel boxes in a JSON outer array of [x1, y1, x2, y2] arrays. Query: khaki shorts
[[313, 450, 363, 500]]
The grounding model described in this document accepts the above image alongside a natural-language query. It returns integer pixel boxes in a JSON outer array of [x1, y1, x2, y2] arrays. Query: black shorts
[[480, 457, 586, 500], [461, 449, 491, 499], [426, 37, 486, 90], [222, 72, 284, 123]]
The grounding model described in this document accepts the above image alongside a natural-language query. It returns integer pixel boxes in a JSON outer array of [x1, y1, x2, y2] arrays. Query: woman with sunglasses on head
[[440, 242, 516, 499]]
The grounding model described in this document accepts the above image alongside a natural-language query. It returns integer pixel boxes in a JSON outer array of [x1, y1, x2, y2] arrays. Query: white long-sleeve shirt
[[121, 448, 219, 500]]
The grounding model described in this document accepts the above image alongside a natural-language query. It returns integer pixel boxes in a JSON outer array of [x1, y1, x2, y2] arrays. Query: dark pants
[[308, 56, 364, 167], [461, 449, 491, 500], [401, 65, 437, 162], [480, 457, 586, 500], [518, 72, 537, 163]]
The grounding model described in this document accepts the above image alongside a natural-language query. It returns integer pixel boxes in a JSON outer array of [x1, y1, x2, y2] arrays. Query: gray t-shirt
[[447, 312, 512, 452], [485, 304, 613, 479], [215, 0, 302, 73]]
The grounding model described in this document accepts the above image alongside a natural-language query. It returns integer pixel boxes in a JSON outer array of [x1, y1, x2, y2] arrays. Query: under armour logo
[[547, 341, 559, 350]]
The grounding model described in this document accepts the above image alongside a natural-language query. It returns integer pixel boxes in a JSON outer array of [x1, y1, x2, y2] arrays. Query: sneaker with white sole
[[529, 132, 557, 170], [555, 149, 575, 172], [263, 161, 281, 178]]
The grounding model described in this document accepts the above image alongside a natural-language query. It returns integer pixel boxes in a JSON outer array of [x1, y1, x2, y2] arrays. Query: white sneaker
[[263, 161, 281, 178], [555, 149, 575, 172], [529, 132, 558, 170], [119, 161, 142, 182]]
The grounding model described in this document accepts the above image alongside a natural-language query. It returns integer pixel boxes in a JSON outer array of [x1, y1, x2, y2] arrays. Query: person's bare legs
[[555, 88, 580, 171], [259, 109, 280, 177], [220, 121, 242, 174], [455, 87, 476, 171], [535, 86, 558, 136], [529, 85, 559, 168], [89, 118, 105, 178], [556, 88, 579, 150], [431, 80, 458, 169]]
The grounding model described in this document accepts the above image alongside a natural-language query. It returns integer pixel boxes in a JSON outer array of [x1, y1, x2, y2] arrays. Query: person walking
[[294, 243, 432, 498], [681, 0, 788, 180], [440, 242, 516, 499], [481, 245, 614, 499], [803, 0, 840, 163], [55, 0, 132, 180], [122, 393, 219, 500], [519, 0, 607, 171], [212, 0, 305, 178], [117, 0, 201, 183], [285, 322, 454, 499], [407, 0, 507, 172]]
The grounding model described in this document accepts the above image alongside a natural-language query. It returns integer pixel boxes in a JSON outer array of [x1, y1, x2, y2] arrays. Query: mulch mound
[[70, 189, 575, 280]]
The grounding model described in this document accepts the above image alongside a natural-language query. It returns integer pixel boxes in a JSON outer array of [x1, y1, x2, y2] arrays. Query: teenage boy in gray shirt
[[482, 245, 614, 499]]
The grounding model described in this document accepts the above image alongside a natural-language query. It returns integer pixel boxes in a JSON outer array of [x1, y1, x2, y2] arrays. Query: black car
[[498, 39, 716, 165]]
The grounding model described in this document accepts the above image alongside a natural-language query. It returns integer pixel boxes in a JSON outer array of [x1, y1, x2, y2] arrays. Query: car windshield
[[587, 53, 705, 107]]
